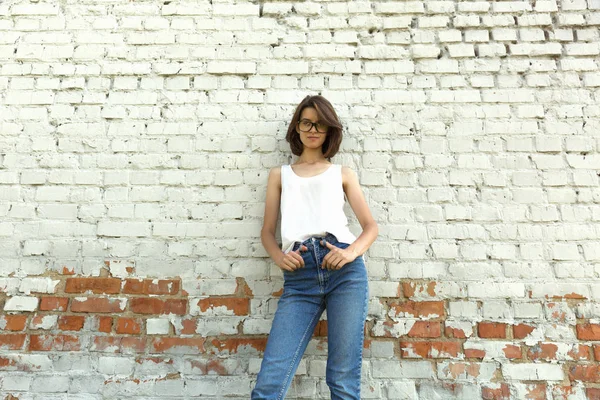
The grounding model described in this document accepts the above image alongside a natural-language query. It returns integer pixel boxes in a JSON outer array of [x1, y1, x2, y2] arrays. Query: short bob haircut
[[285, 95, 343, 159]]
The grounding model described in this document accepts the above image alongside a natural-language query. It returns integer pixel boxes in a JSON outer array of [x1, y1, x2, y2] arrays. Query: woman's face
[[296, 107, 328, 151]]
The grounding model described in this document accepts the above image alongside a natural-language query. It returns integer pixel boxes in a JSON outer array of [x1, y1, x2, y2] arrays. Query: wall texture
[[1, 0, 600, 398]]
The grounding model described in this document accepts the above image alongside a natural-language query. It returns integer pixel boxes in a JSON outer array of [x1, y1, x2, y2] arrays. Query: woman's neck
[[297, 149, 327, 164]]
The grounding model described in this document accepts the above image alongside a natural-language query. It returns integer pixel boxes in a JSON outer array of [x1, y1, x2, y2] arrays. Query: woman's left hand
[[320, 240, 358, 270]]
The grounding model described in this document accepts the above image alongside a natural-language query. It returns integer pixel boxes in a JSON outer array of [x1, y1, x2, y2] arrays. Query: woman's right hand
[[276, 245, 308, 272]]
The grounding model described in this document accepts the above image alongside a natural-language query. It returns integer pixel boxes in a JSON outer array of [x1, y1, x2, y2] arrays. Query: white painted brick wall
[[0, 0, 599, 398]]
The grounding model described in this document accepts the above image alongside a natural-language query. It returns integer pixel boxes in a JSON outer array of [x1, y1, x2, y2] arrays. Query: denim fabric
[[251, 232, 369, 400]]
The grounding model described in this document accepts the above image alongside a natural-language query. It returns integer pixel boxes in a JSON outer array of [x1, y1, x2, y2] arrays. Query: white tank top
[[280, 163, 357, 254]]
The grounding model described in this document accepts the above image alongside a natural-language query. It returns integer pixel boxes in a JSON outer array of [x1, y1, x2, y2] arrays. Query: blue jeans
[[251, 232, 369, 400]]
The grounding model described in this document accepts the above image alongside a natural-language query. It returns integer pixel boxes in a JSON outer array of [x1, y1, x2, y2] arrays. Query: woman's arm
[[261, 167, 305, 271], [342, 166, 379, 258], [261, 167, 284, 260]]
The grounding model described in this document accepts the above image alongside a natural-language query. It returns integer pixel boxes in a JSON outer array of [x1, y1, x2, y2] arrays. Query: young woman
[[250, 95, 378, 400]]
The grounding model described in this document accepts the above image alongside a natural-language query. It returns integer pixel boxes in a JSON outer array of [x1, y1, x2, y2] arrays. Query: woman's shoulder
[[339, 164, 356, 175], [268, 165, 286, 175], [340, 165, 358, 187], [267, 165, 288, 184]]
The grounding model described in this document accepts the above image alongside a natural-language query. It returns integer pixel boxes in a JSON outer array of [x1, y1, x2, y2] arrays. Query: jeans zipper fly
[[312, 238, 324, 291]]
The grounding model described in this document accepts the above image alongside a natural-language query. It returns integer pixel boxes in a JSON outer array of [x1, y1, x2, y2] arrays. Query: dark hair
[[285, 95, 343, 158]]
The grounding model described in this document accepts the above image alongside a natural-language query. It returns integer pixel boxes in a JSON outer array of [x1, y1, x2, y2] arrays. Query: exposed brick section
[[122, 279, 180, 295], [71, 297, 126, 313], [478, 322, 507, 339], [116, 317, 142, 334], [151, 337, 206, 354], [313, 320, 328, 337], [587, 388, 600, 399], [65, 277, 121, 294], [39, 297, 69, 311], [464, 348, 486, 358], [568, 365, 600, 383], [0, 334, 26, 350], [445, 326, 468, 339], [196, 297, 249, 316], [209, 338, 268, 355], [178, 318, 196, 335], [98, 316, 113, 333], [482, 383, 510, 400], [388, 300, 445, 318], [514, 324, 535, 339], [408, 321, 441, 338], [402, 281, 437, 298], [502, 344, 522, 359], [29, 334, 80, 351], [0, 315, 27, 331], [400, 341, 462, 358], [577, 324, 600, 341], [58, 315, 85, 331], [130, 298, 186, 315]]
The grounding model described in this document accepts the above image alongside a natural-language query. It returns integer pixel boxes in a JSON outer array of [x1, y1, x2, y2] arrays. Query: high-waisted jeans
[[251, 232, 369, 400]]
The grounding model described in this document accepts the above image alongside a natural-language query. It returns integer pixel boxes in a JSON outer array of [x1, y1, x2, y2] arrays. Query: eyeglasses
[[297, 119, 328, 133]]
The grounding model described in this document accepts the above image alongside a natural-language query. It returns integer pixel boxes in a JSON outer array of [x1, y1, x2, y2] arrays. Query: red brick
[[577, 323, 600, 340], [587, 388, 600, 400], [58, 316, 85, 331], [594, 345, 600, 361], [30, 314, 56, 330], [389, 300, 445, 318], [445, 326, 468, 339], [440, 362, 497, 380], [39, 297, 69, 311], [400, 341, 461, 358], [29, 334, 80, 351], [478, 322, 506, 339], [568, 365, 600, 382], [482, 383, 510, 400], [568, 344, 591, 361], [502, 344, 521, 359], [90, 336, 125, 353], [179, 318, 196, 335], [71, 297, 126, 313], [151, 337, 206, 354], [122, 279, 180, 295], [209, 338, 268, 355], [408, 321, 441, 338], [116, 317, 142, 334], [513, 323, 535, 339], [0, 334, 26, 350], [65, 277, 121, 294], [196, 297, 249, 316], [0, 315, 27, 331], [130, 298, 186, 315], [98, 316, 112, 333], [0, 357, 16, 369], [528, 343, 589, 361], [553, 385, 584, 400], [402, 281, 437, 298], [464, 348, 486, 358], [312, 320, 328, 337], [61, 266, 76, 275], [121, 337, 146, 353], [523, 384, 546, 400]]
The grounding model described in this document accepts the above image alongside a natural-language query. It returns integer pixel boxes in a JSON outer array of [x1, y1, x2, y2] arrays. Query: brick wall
[[1, 0, 600, 398]]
